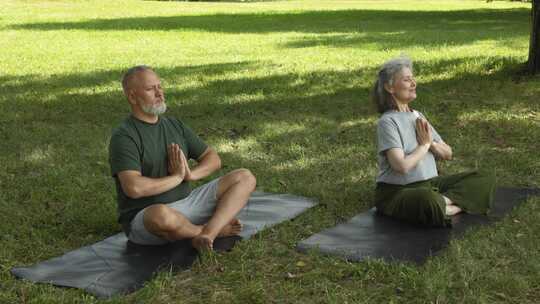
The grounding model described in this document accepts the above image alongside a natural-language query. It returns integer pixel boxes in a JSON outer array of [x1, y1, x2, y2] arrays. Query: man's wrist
[[187, 165, 205, 181], [185, 171, 198, 182], [170, 172, 184, 183]]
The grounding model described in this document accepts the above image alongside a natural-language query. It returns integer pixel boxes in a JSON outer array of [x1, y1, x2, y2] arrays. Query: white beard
[[141, 102, 167, 116]]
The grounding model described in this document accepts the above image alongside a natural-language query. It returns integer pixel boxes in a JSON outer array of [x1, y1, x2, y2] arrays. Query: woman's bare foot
[[443, 195, 453, 205], [443, 195, 462, 215], [192, 234, 213, 251], [446, 205, 462, 216], [217, 219, 243, 237]]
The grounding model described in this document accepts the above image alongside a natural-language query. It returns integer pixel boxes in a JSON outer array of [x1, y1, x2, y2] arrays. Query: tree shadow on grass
[[1, 56, 539, 248], [8, 9, 529, 49], [0, 61, 255, 98]]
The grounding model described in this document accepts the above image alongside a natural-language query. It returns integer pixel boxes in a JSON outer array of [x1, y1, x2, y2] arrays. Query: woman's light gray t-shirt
[[376, 110, 443, 185]]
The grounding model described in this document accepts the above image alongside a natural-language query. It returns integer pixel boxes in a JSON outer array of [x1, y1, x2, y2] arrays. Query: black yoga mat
[[297, 187, 539, 264], [11, 192, 316, 299]]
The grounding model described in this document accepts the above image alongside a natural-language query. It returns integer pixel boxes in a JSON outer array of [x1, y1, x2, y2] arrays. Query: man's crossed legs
[[128, 169, 256, 250]]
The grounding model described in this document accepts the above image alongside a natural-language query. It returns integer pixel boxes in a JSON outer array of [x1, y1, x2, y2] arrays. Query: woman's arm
[[386, 144, 431, 174], [386, 118, 433, 174], [430, 141, 452, 160]]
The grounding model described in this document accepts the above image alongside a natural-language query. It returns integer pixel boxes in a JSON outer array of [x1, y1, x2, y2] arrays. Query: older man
[[109, 65, 256, 250]]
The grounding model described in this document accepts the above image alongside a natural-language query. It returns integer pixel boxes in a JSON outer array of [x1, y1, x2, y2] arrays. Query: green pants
[[375, 171, 496, 227]]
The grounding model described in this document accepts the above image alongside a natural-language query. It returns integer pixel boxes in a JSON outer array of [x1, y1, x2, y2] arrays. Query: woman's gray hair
[[371, 56, 413, 114]]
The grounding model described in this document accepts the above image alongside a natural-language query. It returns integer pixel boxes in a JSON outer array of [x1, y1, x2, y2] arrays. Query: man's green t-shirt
[[109, 115, 208, 234]]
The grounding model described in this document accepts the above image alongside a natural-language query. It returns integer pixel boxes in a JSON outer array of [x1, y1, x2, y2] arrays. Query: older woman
[[372, 57, 495, 226]]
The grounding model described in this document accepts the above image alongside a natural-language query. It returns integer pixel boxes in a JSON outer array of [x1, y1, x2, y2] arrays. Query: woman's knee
[[409, 189, 446, 224], [384, 188, 446, 226], [401, 188, 442, 210]]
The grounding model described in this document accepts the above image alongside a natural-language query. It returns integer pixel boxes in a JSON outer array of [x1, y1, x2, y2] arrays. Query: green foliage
[[1, 0, 539, 303]]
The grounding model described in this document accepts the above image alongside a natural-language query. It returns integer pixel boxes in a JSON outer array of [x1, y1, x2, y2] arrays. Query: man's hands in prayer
[[168, 143, 186, 179], [180, 147, 195, 181], [168, 143, 195, 181]]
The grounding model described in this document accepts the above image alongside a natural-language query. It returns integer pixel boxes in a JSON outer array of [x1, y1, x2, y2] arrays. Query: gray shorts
[[128, 178, 220, 245]]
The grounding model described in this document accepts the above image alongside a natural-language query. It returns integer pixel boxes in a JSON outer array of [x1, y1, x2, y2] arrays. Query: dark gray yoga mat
[[11, 192, 316, 299], [297, 187, 539, 264]]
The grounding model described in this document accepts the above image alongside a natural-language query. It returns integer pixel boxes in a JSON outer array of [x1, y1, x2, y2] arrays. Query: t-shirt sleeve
[[180, 121, 208, 160], [109, 131, 141, 177], [418, 112, 443, 143], [430, 124, 443, 143], [377, 118, 403, 153]]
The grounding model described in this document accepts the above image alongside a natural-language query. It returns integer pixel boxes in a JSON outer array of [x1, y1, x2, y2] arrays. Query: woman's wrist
[[430, 141, 443, 153], [420, 142, 431, 150]]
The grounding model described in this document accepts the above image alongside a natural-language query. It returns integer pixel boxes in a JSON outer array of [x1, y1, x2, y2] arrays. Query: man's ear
[[125, 89, 137, 105], [383, 83, 394, 94]]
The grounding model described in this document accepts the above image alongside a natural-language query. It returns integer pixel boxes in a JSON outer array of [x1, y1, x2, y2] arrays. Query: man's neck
[[132, 111, 159, 124]]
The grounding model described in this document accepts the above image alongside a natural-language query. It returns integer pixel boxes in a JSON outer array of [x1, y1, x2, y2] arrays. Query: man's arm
[[117, 143, 186, 199], [117, 171, 183, 199], [117, 145, 221, 198], [183, 147, 221, 181]]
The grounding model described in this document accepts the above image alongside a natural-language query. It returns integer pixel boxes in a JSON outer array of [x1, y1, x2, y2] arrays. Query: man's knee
[[228, 168, 257, 190], [144, 204, 184, 232], [239, 168, 257, 190]]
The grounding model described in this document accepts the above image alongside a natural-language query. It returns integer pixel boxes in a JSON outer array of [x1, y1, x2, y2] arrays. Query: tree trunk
[[528, 0, 540, 74]]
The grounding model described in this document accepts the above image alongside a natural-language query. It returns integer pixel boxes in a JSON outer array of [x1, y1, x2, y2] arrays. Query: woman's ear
[[383, 83, 394, 94]]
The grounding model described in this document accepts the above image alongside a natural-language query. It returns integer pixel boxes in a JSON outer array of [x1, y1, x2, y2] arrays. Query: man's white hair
[[121, 65, 154, 94]]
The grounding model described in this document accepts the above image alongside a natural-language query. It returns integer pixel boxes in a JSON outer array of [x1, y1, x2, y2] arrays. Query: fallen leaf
[[286, 272, 296, 279], [494, 292, 507, 299]]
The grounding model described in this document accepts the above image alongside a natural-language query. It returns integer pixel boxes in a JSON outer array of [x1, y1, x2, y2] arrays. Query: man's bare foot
[[217, 219, 243, 237], [192, 234, 213, 251], [446, 205, 462, 216]]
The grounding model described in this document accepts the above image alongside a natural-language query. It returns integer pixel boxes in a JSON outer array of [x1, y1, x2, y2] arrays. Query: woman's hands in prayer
[[415, 118, 453, 160], [386, 116, 452, 175], [415, 118, 432, 147]]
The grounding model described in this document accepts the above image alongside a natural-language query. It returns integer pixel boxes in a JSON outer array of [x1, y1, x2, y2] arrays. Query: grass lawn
[[1, 0, 539, 302]]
